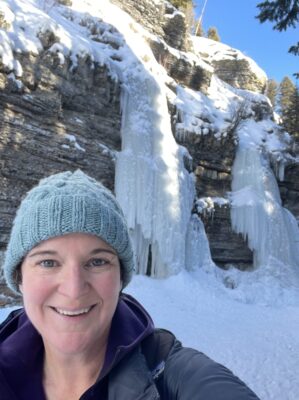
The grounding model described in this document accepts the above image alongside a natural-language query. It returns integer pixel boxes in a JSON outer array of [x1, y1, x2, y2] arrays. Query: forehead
[[28, 233, 116, 254]]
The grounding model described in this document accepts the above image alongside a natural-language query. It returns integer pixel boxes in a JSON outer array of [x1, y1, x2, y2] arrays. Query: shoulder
[[150, 331, 260, 400]]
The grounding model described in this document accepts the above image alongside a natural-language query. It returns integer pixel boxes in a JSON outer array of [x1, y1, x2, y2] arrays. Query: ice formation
[[230, 119, 299, 275], [101, 1, 212, 278], [115, 66, 197, 277], [185, 214, 215, 272]]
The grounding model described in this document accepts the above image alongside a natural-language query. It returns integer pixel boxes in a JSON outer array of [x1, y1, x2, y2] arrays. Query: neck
[[43, 340, 107, 400]]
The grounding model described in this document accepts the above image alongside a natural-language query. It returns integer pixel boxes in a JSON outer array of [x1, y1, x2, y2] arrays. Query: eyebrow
[[28, 250, 58, 258], [90, 248, 117, 256], [28, 248, 117, 258]]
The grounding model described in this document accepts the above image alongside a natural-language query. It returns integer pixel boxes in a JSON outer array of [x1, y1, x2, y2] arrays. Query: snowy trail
[[126, 272, 299, 400]]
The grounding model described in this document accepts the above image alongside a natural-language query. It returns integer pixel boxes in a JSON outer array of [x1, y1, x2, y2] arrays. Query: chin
[[44, 331, 99, 356]]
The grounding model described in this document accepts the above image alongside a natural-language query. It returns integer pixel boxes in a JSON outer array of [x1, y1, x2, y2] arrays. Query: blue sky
[[195, 0, 298, 84]]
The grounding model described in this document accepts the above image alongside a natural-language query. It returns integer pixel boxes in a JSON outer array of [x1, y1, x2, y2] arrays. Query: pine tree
[[256, 0, 299, 77], [256, 0, 299, 30], [207, 26, 220, 41], [278, 76, 298, 137], [266, 79, 278, 108]]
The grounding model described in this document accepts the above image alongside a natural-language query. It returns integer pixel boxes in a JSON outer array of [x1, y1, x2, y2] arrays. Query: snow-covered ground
[[129, 271, 299, 400], [1, 269, 299, 400]]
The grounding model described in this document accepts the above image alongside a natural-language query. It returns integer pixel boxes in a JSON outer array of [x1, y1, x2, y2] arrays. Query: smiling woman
[[20, 234, 121, 359], [0, 170, 260, 400]]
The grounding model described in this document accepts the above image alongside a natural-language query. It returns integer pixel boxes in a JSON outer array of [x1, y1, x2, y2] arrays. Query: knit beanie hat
[[3, 170, 135, 294]]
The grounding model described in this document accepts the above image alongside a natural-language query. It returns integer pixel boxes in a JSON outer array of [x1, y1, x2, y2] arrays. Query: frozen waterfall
[[115, 68, 199, 277], [230, 120, 299, 276], [99, 0, 215, 278]]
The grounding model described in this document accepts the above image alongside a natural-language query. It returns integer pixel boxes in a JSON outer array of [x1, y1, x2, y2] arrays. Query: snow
[[125, 271, 299, 400], [191, 36, 267, 83], [7, 71, 23, 89], [98, 143, 116, 161], [195, 196, 229, 220], [64, 133, 86, 152], [1, 1, 299, 399]]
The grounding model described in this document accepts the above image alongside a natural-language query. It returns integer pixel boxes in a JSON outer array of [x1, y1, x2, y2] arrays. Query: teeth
[[55, 307, 92, 316]]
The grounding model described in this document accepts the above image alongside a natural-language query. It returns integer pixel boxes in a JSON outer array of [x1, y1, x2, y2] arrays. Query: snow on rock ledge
[[191, 37, 267, 93]]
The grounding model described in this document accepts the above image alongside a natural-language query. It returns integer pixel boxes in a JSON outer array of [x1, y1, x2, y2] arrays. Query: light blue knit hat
[[3, 170, 135, 294]]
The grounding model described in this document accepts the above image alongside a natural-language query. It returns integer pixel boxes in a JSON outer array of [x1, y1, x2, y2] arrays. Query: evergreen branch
[[256, 0, 299, 31]]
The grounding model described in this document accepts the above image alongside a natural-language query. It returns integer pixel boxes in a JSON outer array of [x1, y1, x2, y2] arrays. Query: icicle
[[230, 145, 299, 271], [185, 214, 215, 272]]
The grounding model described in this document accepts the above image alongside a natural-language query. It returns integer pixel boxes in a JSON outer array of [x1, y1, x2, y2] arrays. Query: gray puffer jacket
[[108, 328, 260, 400]]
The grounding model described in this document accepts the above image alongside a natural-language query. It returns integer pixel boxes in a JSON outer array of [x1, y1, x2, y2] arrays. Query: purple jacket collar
[[101, 293, 155, 377], [0, 294, 155, 399]]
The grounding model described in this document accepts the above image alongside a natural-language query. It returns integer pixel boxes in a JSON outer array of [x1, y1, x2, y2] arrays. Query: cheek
[[21, 273, 53, 307], [99, 270, 122, 300]]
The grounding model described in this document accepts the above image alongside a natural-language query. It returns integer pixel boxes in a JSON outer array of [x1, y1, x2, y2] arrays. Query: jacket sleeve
[[163, 340, 260, 400]]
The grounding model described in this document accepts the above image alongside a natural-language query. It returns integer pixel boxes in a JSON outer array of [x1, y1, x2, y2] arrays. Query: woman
[[0, 170, 260, 399]]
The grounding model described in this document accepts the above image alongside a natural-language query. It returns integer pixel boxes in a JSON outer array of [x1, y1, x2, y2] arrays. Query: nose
[[58, 263, 90, 299]]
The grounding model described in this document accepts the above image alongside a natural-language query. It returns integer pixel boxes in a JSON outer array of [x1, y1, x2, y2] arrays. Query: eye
[[85, 252, 118, 270], [38, 259, 58, 268], [86, 258, 110, 268]]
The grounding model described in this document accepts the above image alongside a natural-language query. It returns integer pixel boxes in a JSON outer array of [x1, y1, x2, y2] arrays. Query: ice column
[[185, 214, 216, 272], [115, 67, 196, 277], [231, 124, 299, 272]]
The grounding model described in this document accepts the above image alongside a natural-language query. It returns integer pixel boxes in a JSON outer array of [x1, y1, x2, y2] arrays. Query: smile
[[52, 305, 95, 316]]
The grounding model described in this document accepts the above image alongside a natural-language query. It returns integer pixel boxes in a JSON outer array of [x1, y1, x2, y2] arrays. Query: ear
[[19, 284, 23, 294]]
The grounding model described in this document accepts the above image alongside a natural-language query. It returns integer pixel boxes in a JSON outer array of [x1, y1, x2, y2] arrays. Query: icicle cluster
[[230, 125, 299, 273], [115, 68, 198, 277]]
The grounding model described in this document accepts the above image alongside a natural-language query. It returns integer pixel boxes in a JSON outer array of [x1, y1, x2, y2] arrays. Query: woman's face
[[20, 233, 122, 357]]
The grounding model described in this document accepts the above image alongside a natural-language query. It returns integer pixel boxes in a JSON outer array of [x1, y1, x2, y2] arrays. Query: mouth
[[51, 305, 96, 317]]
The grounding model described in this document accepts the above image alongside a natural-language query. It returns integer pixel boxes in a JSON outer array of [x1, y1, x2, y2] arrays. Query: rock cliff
[[0, 42, 122, 303], [0, 0, 298, 304]]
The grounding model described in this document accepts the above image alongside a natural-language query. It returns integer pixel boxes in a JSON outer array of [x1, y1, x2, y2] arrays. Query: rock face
[[201, 205, 253, 268], [0, 49, 121, 301], [175, 121, 253, 268], [111, 0, 213, 93], [279, 163, 299, 223], [191, 37, 268, 93], [111, 0, 189, 51], [150, 39, 212, 93], [211, 58, 267, 93]]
